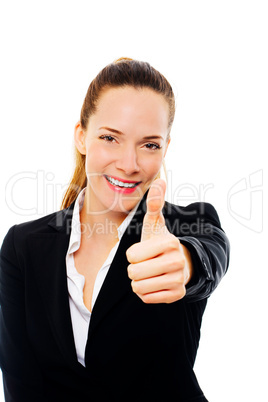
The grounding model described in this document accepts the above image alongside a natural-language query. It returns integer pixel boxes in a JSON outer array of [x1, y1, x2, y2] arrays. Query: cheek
[[85, 143, 112, 171], [140, 154, 163, 177]]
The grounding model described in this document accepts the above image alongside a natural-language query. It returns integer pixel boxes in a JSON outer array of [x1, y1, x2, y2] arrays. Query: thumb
[[141, 179, 167, 242]]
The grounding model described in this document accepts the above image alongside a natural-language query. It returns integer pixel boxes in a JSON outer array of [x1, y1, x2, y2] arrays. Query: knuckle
[[128, 264, 138, 280], [131, 280, 136, 292], [165, 295, 175, 304], [127, 264, 133, 278], [175, 273, 183, 285], [126, 247, 135, 263], [167, 258, 180, 272], [171, 252, 186, 269], [178, 255, 186, 269], [167, 235, 180, 251], [177, 286, 186, 299], [164, 287, 186, 304], [167, 288, 185, 303], [166, 290, 182, 304], [166, 253, 184, 272], [131, 280, 140, 294], [141, 294, 152, 304]]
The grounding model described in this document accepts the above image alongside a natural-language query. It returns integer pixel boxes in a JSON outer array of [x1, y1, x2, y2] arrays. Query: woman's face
[[76, 86, 170, 217]]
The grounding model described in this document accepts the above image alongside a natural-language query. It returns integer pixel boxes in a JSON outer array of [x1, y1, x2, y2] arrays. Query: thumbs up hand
[[126, 179, 193, 304]]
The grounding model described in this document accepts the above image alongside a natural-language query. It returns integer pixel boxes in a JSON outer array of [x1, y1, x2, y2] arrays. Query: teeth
[[105, 175, 137, 188]]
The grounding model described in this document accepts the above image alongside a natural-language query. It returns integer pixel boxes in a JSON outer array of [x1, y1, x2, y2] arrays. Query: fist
[[126, 179, 193, 304]]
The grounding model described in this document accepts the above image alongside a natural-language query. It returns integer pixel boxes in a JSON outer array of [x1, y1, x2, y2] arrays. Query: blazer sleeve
[[176, 202, 230, 302], [0, 225, 48, 402]]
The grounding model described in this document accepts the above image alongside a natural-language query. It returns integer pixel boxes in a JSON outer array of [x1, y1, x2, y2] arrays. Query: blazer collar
[[29, 193, 147, 370], [47, 199, 76, 233]]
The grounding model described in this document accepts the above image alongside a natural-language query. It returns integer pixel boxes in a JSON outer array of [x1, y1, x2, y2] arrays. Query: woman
[[0, 58, 229, 402]]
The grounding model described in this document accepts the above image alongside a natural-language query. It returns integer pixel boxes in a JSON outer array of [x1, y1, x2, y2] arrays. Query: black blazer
[[0, 192, 230, 402]]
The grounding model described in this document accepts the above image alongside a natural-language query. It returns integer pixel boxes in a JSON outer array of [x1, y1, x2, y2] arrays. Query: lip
[[104, 174, 141, 184], [104, 174, 141, 194]]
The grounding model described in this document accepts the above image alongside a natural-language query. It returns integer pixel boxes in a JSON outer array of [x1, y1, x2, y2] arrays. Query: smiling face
[[75, 86, 170, 221]]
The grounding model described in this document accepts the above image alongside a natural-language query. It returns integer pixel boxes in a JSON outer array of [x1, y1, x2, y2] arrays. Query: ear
[[163, 138, 171, 158], [74, 121, 86, 155]]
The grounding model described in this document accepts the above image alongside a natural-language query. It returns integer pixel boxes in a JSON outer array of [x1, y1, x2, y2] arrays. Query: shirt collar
[[67, 187, 141, 255]]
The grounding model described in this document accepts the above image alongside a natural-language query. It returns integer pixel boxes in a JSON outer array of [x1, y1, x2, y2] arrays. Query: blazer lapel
[[27, 193, 148, 368], [87, 194, 147, 341], [27, 201, 80, 369]]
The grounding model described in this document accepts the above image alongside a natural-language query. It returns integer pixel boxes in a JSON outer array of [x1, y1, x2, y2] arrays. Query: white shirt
[[65, 188, 139, 366]]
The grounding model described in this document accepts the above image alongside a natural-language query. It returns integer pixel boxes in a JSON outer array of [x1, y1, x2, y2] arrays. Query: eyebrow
[[99, 126, 164, 141]]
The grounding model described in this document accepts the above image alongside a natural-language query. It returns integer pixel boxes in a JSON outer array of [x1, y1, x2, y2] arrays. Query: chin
[[106, 200, 139, 214]]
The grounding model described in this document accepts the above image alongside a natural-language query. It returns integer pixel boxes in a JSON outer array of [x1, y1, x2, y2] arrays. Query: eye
[[99, 135, 116, 143], [144, 143, 161, 150]]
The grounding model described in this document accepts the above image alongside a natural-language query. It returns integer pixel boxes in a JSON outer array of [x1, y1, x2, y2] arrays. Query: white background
[[0, 1, 267, 401]]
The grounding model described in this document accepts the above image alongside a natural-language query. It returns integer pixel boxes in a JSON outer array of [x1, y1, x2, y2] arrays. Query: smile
[[104, 175, 141, 188]]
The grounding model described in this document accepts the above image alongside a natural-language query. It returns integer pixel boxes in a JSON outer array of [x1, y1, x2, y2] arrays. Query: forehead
[[89, 86, 169, 134]]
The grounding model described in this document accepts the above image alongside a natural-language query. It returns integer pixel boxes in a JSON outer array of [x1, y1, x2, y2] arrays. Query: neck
[[79, 187, 130, 241]]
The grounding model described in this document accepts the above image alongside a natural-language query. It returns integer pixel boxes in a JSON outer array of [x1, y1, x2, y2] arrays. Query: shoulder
[[1, 202, 75, 259], [164, 201, 222, 227], [3, 209, 63, 239]]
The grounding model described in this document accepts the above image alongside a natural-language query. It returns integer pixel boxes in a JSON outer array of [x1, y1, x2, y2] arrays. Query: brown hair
[[61, 57, 175, 209]]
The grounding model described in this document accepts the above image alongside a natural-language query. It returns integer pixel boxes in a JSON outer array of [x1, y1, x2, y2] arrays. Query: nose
[[115, 145, 140, 176]]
